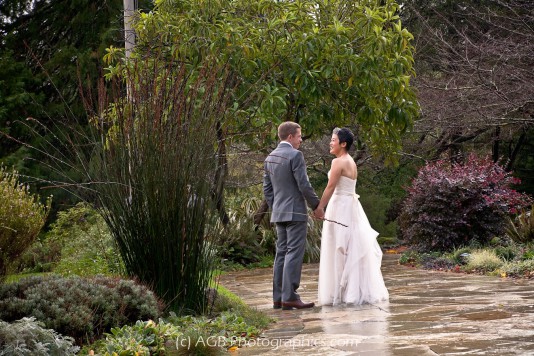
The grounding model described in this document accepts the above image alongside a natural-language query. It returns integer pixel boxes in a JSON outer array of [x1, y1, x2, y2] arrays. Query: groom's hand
[[313, 207, 325, 220]]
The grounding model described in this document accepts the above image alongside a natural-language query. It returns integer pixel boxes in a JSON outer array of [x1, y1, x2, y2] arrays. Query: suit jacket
[[263, 142, 320, 223]]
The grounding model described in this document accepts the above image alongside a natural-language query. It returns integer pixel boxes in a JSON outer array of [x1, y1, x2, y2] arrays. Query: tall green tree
[[108, 0, 418, 160], [103, 0, 419, 224]]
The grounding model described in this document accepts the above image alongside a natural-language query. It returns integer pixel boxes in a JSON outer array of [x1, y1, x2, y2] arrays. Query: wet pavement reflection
[[219, 254, 534, 355]]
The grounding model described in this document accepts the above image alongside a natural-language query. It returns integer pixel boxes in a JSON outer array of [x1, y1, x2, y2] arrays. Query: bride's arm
[[316, 159, 343, 211]]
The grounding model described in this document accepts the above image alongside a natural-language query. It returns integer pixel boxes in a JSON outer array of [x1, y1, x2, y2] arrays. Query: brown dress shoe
[[273, 301, 282, 309], [281, 300, 315, 310]]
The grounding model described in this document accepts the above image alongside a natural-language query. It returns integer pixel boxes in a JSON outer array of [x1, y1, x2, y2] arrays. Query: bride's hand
[[313, 207, 325, 219]]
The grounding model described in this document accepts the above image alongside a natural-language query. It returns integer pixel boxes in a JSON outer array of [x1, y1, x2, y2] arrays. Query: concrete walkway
[[219, 254, 534, 355]]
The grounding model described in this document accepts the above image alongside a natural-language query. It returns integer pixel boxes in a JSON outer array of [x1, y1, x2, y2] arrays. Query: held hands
[[313, 207, 325, 220]]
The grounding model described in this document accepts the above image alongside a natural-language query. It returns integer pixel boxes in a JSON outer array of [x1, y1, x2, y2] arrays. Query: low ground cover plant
[[83, 285, 272, 355], [0, 317, 79, 355], [0, 275, 160, 344], [399, 242, 534, 279]]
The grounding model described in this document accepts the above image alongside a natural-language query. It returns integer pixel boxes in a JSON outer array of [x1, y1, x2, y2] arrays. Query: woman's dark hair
[[333, 127, 354, 151]]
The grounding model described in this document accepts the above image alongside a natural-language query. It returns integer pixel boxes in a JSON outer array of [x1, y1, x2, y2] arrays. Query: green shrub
[[506, 205, 534, 244], [46, 202, 123, 276], [494, 245, 518, 262], [0, 275, 161, 344], [12, 239, 62, 273], [0, 317, 79, 355], [521, 248, 534, 261], [398, 250, 422, 265], [465, 250, 504, 273], [214, 197, 266, 266], [448, 247, 473, 265], [0, 165, 51, 280], [399, 155, 532, 252], [500, 259, 534, 278]]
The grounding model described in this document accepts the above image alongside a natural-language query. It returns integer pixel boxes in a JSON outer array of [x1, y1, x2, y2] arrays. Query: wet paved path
[[219, 254, 534, 355]]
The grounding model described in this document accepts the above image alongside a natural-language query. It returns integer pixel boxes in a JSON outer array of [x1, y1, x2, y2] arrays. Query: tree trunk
[[492, 126, 501, 163], [123, 0, 136, 59], [505, 129, 527, 172]]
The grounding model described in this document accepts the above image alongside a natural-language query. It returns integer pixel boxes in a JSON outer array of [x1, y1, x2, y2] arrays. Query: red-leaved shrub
[[398, 154, 532, 252]]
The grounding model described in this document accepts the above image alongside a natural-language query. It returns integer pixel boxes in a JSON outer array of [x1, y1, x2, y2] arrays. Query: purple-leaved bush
[[398, 154, 532, 252]]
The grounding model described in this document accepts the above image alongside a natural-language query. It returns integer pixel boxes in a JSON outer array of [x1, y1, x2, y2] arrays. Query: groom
[[263, 121, 324, 310]]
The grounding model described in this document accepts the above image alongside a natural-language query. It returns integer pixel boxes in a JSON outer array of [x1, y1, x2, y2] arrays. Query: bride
[[315, 128, 389, 305]]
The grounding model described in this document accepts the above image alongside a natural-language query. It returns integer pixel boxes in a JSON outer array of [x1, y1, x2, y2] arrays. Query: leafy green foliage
[[87, 289, 271, 355], [0, 317, 79, 356], [493, 245, 517, 262], [11, 239, 62, 274], [398, 154, 532, 252], [398, 250, 422, 266], [112, 0, 419, 162], [400, 243, 534, 279], [11, 202, 123, 276], [499, 259, 534, 278], [214, 195, 267, 266], [448, 247, 473, 265], [359, 189, 398, 237], [45, 202, 123, 276], [521, 248, 534, 261], [93, 320, 174, 355], [0, 166, 51, 280], [0, 275, 161, 344], [506, 205, 534, 244], [215, 190, 323, 266]]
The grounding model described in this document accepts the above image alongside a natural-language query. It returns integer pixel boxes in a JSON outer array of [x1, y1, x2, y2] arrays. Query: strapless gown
[[318, 175, 389, 305]]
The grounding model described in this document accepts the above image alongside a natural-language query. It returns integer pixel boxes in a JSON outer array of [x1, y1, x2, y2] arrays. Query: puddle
[[461, 310, 512, 321]]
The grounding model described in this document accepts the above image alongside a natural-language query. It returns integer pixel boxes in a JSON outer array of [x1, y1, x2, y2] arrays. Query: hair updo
[[332, 127, 354, 151]]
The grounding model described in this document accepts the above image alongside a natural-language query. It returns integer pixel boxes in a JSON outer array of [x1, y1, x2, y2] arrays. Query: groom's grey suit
[[263, 142, 320, 303]]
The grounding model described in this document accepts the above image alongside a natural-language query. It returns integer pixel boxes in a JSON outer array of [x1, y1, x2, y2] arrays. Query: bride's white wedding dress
[[318, 174, 389, 305]]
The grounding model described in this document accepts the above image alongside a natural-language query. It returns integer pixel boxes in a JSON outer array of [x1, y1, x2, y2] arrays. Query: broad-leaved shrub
[[399, 155, 532, 252], [0, 275, 161, 344], [0, 166, 51, 280], [46, 202, 123, 276]]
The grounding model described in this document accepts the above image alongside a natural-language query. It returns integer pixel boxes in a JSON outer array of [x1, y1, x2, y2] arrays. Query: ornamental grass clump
[[0, 165, 51, 281], [398, 154, 532, 252], [82, 55, 236, 314], [24, 53, 237, 313], [465, 249, 504, 273]]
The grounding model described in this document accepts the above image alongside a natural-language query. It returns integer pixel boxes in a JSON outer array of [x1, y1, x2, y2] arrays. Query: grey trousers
[[273, 221, 308, 302]]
